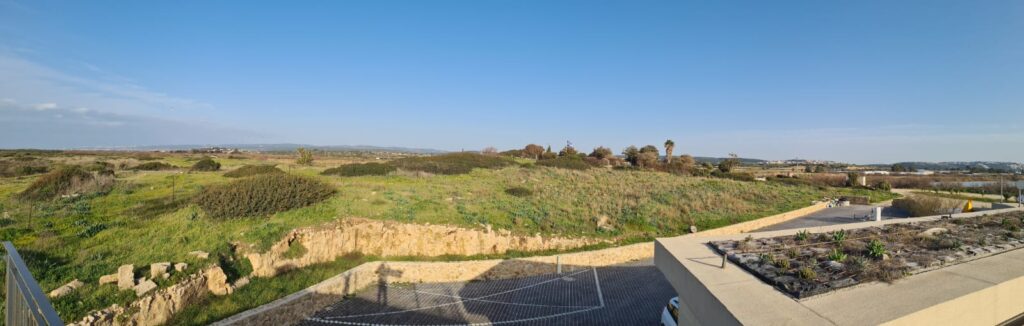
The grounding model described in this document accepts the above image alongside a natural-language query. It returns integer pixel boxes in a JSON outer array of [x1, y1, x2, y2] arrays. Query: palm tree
[[664, 139, 675, 164]]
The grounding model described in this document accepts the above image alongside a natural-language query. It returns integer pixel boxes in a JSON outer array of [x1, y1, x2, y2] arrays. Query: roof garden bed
[[709, 211, 1024, 299]]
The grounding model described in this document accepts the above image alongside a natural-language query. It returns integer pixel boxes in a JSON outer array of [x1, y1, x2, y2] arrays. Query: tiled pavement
[[302, 263, 675, 326]]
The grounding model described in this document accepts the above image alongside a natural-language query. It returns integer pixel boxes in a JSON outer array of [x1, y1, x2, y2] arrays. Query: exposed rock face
[[116, 265, 135, 290], [245, 217, 603, 277], [49, 279, 84, 298]]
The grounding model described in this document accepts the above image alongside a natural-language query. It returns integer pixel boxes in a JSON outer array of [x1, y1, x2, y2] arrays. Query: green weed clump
[[130, 162, 176, 171], [388, 153, 515, 175], [18, 166, 109, 201], [504, 186, 533, 197], [321, 162, 396, 177], [193, 174, 336, 218], [223, 165, 283, 178], [536, 157, 591, 170], [190, 158, 221, 172]]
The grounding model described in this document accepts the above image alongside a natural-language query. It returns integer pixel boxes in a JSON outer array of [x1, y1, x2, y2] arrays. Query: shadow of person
[[376, 263, 403, 305]]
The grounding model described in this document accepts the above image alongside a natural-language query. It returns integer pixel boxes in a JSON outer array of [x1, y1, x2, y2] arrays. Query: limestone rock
[[232, 276, 250, 289], [174, 262, 188, 272], [188, 251, 209, 259], [151, 262, 171, 279], [245, 217, 602, 277], [117, 264, 135, 290], [205, 266, 232, 295], [98, 274, 118, 285], [917, 227, 949, 239], [134, 279, 157, 296], [48, 279, 84, 298]]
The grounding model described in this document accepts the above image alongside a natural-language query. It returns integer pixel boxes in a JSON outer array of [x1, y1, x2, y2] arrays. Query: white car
[[661, 297, 680, 326]]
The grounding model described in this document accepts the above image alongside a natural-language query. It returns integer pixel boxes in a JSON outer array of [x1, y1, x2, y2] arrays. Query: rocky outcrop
[[245, 217, 604, 277], [71, 271, 211, 326]]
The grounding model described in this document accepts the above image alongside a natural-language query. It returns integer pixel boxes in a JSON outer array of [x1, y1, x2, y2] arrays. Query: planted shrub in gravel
[[130, 162, 176, 171], [321, 162, 396, 177], [223, 165, 283, 178], [193, 174, 336, 218], [711, 211, 1024, 298], [190, 157, 222, 172], [388, 153, 515, 175]]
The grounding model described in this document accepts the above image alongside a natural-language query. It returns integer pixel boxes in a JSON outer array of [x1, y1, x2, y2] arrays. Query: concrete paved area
[[756, 205, 909, 232], [302, 262, 675, 326]]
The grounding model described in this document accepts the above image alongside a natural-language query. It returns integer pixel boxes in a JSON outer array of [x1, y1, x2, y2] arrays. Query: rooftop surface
[[655, 207, 1024, 326]]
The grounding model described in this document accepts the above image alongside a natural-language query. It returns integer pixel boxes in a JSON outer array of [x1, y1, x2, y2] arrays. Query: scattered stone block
[[150, 262, 171, 279], [174, 262, 188, 272], [206, 266, 232, 295], [117, 265, 135, 290], [134, 279, 157, 296], [48, 279, 84, 298], [916, 228, 948, 239], [99, 274, 118, 285], [188, 251, 209, 260]]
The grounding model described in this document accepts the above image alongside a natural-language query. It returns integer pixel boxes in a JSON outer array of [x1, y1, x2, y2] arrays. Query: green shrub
[[893, 195, 965, 217], [711, 171, 755, 182], [18, 166, 104, 201], [130, 162, 176, 171], [321, 162, 396, 177], [388, 153, 515, 175], [795, 230, 810, 242], [798, 267, 817, 280], [0, 160, 49, 177], [504, 186, 533, 197], [190, 158, 221, 172], [223, 165, 284, 178], [827, 248, 847, 262], [831, 229, 847, 244], [775, 258, 791, 269], [536, 157, 590, 170], [867, 239, 887, 258], [193, 174, 336, 218]]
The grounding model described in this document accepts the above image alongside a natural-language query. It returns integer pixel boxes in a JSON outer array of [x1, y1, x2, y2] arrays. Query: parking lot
[[302, 262, 675, 326]]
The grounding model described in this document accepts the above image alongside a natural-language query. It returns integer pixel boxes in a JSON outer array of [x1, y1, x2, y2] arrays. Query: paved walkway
[[302, 261, 674, 326], [756, 205, 910, 232]]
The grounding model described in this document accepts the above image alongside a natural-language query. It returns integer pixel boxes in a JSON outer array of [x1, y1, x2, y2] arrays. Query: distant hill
[[874, 161, 1024, 173], [93, 143, 447, 154], [692, 156, 768, 165]]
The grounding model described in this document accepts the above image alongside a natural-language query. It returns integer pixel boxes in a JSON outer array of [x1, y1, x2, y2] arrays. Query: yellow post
[[964, 199, 973, 213]]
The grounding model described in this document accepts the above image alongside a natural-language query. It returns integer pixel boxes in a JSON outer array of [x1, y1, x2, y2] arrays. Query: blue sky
[[1, 0, 1022, 163]]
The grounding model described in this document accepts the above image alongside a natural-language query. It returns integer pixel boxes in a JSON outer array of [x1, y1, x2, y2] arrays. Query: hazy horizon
[[2, 0, 1023, 164]]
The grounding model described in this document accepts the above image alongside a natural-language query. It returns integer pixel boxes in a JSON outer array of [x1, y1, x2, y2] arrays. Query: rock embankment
[[245, 217, 603, 277]]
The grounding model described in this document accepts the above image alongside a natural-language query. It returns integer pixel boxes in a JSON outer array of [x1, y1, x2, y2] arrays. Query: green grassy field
[[0, 152, 895, 322]]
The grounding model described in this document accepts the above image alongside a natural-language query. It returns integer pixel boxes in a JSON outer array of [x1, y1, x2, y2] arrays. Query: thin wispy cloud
[[0, 52, 213, 117]]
